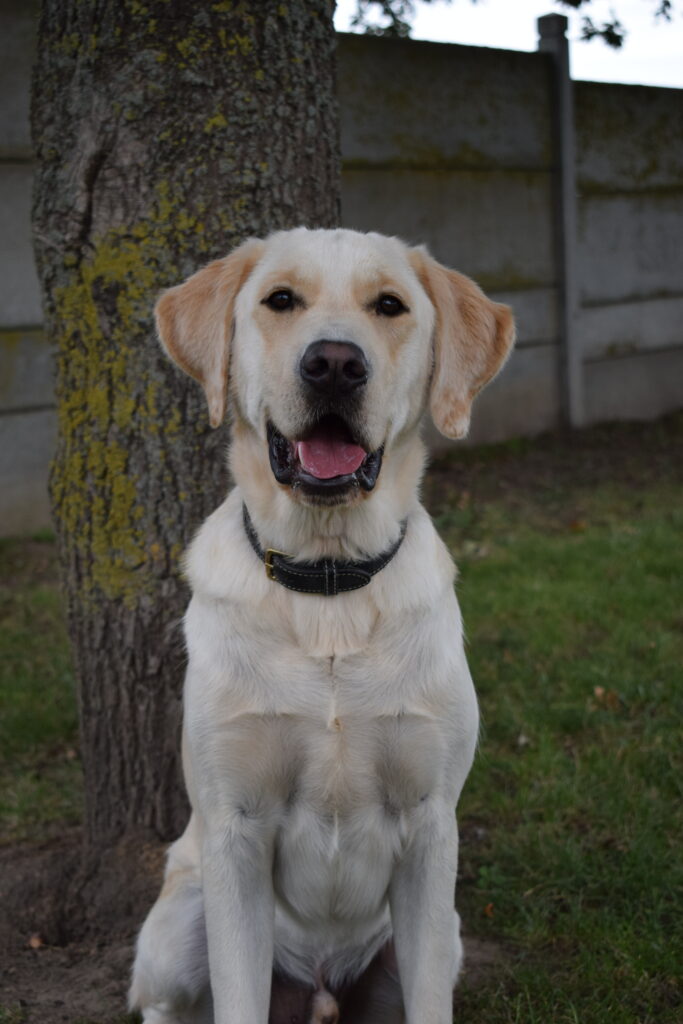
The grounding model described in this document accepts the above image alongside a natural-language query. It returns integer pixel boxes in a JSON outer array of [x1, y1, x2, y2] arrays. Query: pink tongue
[[296, 437, 366, 479]]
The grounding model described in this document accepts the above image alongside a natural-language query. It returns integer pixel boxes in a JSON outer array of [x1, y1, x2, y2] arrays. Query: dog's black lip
[[295, 470, 360, 496], [267, 420, 295, 485], [267, 419, 383, 495]]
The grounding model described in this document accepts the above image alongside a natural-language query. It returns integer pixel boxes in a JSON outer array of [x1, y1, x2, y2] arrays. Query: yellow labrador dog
[[130, 228, 514, 1024]]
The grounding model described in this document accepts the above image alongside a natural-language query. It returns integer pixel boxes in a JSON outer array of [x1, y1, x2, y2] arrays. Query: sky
[[334, 0, 683, 88]]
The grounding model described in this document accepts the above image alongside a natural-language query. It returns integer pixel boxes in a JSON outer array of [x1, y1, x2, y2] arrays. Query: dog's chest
[[186, 593, 462, 818], [203, 672, 445, 926], [193, 654, 446, 816], [185, 590, 474, 925]]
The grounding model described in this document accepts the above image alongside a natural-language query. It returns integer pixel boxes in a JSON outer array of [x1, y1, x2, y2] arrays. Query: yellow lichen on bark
[[50, 217, 176, 604]]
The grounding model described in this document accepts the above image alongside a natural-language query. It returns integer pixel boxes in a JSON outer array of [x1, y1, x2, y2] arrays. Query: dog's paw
[[310, 986, 340, 1024]]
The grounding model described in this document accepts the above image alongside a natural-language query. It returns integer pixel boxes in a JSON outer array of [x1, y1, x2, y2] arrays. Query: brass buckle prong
[[264, 547, 288, 580]]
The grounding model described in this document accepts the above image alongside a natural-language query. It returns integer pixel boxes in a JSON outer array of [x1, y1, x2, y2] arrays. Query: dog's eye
[[264, 289, 295, 312], [375, 294, 408, 317]]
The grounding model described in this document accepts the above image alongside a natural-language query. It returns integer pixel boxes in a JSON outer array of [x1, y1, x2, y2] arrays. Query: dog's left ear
[[410, 249, 515, 439], [155, 238, 264, 427]]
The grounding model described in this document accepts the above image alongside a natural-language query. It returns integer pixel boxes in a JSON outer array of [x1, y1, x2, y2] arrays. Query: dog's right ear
[[155, 238, 264, 427]]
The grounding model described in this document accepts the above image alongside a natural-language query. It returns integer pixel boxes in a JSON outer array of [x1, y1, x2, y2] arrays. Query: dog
[[129, 227, 515, 1024]]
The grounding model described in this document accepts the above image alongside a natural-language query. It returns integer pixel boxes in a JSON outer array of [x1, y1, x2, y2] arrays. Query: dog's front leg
[[389, 804, 461, 1024], [201, 819, 275, 1024]]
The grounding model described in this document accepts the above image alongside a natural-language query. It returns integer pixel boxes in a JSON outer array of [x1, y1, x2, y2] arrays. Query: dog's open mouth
[[267, 415, 383, 500]]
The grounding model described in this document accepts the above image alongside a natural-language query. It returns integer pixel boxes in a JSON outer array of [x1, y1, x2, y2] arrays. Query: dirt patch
[[0, 831, 165, 1023], [423, 413, 682, 512], [2, 939, 134, 1024], [0, 536, 61, 588], [461, 935, 507, 986]]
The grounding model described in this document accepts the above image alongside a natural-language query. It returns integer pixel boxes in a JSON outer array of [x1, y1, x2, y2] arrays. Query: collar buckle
[[264, 547, 288, 580]]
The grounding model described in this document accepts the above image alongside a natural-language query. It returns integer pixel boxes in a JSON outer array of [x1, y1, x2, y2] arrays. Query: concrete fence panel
[[574, 79, 683, 428]]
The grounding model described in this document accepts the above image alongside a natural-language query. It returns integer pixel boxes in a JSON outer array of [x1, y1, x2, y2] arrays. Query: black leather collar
[[243, 504, 406, 597]]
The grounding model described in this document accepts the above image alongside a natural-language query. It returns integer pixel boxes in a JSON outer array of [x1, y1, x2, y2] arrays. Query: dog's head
[[156, 228, 514, 507]]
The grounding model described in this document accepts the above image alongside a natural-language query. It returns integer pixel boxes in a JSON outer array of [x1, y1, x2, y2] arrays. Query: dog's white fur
[[129, 228, 514, 1024]]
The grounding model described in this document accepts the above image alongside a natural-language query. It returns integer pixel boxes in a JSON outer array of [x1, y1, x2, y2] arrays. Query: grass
[[426, 424, 683, 1023], [0, 533, 82, 843], [0, 1008, 27, 1024], [1, 417, 681, 1021]]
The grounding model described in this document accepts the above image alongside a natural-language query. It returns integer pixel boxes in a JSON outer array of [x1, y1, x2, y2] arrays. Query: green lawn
[[0, 535, 82, 843], [426, 421, 683, 1023], [1, 416, 681, 1022]]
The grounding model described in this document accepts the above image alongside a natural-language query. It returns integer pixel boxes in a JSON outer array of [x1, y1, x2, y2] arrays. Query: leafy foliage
[[350, 0, 453, 37], [351, 0, 678, 48]]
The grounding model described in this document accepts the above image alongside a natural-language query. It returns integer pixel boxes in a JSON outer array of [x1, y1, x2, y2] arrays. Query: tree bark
[[31, 0, 340, 845]]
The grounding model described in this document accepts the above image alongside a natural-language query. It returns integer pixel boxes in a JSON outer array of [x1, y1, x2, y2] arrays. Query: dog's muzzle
[[267, 340, 382, 503]]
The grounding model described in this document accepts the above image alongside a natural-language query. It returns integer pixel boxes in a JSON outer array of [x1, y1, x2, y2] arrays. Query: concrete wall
[[1, 13, 681, 534], [338, 34, 561, 446], [337, 31, 683, 447], [575, 81, 683, 424], [0, 0, 53, 535]]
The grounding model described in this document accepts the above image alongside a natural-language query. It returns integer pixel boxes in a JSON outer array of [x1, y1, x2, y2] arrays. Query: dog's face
[[230, 230, 438, 505], [156, 228, 514, 507]]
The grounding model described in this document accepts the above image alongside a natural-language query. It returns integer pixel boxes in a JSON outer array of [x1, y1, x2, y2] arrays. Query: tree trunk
[[31, 0, 340, 846]]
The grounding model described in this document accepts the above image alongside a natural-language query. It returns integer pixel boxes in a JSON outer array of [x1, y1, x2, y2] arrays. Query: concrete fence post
[[537, 13, 583, 428]]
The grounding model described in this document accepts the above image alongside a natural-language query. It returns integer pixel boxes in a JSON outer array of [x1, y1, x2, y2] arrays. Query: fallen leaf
[[592, 686, 620, 711]]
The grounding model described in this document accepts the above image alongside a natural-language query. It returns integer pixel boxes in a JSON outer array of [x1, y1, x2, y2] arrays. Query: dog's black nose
[[300, 340, 369, 395]]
